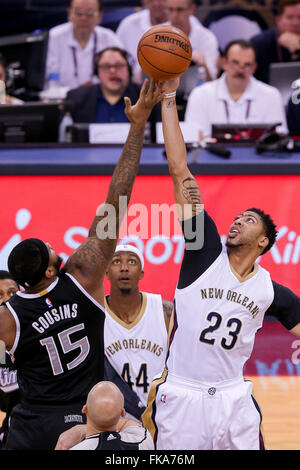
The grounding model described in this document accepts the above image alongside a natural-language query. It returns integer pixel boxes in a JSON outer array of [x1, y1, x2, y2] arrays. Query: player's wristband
[[164, 91, 176, 99]]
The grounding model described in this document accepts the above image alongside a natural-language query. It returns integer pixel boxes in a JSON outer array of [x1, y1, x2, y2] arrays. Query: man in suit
[[66, 47, 140, 123]]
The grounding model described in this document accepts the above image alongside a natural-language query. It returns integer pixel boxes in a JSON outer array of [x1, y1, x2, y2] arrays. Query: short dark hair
[[223, 40, 257, 61], [94, 47, 132, 79], [277, 0, 300, 15], [70, 0, 102, 11], [246, 208, 278, 255], [8, 239, 50, 288], [0, 270, 14, 281]]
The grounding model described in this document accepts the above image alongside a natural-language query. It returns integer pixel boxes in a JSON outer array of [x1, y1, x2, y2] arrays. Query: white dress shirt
[[185, 73, 288, 137], [45, 22, 122, 90], [117, 11, 219, 81], [116, 9, 152, 64]]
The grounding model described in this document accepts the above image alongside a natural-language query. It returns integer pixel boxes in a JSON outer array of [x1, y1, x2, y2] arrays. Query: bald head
[[84, 381, 125, 432]]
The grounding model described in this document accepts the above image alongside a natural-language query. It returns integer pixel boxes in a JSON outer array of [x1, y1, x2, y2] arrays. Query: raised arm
[[64, 80, 163, 303], [161, 79, 202, 221]]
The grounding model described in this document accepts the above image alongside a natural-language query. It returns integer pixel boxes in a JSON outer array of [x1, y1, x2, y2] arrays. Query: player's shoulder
[[162, 299, 173, 316]]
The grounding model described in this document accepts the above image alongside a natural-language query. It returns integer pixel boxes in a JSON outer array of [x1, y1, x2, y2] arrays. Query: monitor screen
[[211, 123, 280, 144], [0, 31, 48, 96], [0, 101, 63, 143]]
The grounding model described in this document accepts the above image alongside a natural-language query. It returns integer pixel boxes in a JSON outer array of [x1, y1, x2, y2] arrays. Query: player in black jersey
[[0, 271, 20, 449], [68, 381, 153, 450], [0, 79, 164, 450]]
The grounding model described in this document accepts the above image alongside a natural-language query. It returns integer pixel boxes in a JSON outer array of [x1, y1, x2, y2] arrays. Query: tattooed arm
[[64, 80, 164, 304], [161, 78, 202, 221], [162, 299, 173, 332]]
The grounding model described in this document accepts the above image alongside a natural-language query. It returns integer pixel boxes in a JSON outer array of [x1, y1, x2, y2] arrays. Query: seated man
[[45, 0, 121, 91], [67, 47, 160, 127], [56, 381, 154, 450], [184, 40, 288, 140], [116, 0, 168, 82], [251, 0, 300, 83]]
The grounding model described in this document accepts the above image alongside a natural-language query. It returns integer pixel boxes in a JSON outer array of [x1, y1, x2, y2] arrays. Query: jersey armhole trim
[[176, 250, 223, 294], [5, 302, 21, 356], [65, 272, 105, 314]]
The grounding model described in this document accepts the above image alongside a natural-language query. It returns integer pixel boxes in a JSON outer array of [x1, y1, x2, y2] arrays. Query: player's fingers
[[124, 96, 132, 112], [140, 78, 149, 97]]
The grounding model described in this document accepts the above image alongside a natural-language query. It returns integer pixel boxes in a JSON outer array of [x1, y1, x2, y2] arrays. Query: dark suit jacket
[[251, 27, 299, 84], [66, 83, 141, 123], [66, 83, 162, 143]]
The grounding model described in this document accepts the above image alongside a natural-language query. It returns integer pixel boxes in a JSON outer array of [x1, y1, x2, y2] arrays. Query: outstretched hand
[[124, 79, 164, 125], [157, 77, 180, 96]]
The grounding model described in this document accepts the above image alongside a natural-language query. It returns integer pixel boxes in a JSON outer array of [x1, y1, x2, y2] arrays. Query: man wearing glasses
[[66, 47, 142, 123], [45, 0, 121, 91], [184, 40, 288, 140]]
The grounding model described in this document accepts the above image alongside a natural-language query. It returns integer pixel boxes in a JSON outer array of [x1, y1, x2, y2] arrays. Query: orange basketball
[[137, 25, 192, 80]]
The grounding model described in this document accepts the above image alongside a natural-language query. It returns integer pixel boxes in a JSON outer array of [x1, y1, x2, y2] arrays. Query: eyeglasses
[[97, 63, 127, 71], [72, 8, 99, 18], [227, 60, 255, 71]]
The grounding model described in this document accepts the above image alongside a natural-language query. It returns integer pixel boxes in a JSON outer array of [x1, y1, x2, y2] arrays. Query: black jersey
[[6, 273, 105, 405]]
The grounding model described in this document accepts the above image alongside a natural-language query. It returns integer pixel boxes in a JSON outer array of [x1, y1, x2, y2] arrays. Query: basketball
[[137, 25, 192, 80]]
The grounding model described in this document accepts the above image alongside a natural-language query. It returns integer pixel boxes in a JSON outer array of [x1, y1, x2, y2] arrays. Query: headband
[[114, 244, 144, 269]]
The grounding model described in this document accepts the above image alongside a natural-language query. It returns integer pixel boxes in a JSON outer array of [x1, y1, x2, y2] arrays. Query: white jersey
[[104, 293, 168, 407], [70, 425, 154, 450], [168, 244, 274, 383]]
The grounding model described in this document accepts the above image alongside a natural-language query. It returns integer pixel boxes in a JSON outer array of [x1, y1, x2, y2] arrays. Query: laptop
[[269, 62, 300, 106]]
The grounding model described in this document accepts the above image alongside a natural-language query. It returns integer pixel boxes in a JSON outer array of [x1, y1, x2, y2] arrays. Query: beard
[[119, 288, 131, 295]]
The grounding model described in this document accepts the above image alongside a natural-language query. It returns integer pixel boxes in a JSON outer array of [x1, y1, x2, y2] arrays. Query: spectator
[[116, 0, 168, 82], [251, 0, 300, 83], [287, 92, 300, 135], [0, 55, 23, 105], [166, 0, 219, 82], [66, 47, 161, 128], [56, 381, 154, 450], [44, 0, 121, 92], [67, 47, 139, 123], [185, 40, 288, 140]]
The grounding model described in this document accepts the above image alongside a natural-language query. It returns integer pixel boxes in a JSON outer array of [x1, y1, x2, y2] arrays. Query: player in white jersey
[[142, 78, 300, 450], [104, 244, 172, 410]]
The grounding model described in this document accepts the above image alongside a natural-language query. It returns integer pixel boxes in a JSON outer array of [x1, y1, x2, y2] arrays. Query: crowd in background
[[0, 0, 299, 138]]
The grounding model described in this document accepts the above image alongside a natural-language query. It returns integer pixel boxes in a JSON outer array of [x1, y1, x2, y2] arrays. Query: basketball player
[[142, 78, 300, 450], [105, 244, 172, 409], [0, 271, 19, 448], [69, 381, 154, 450], [0, 79, 164, 450], [54, 243, 173, 450]]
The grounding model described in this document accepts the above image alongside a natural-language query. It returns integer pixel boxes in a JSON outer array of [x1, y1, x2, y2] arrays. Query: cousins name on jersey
[[32, 303, 78, 333], [201, 287, 260, 318], [105, 338, 165, 359]]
